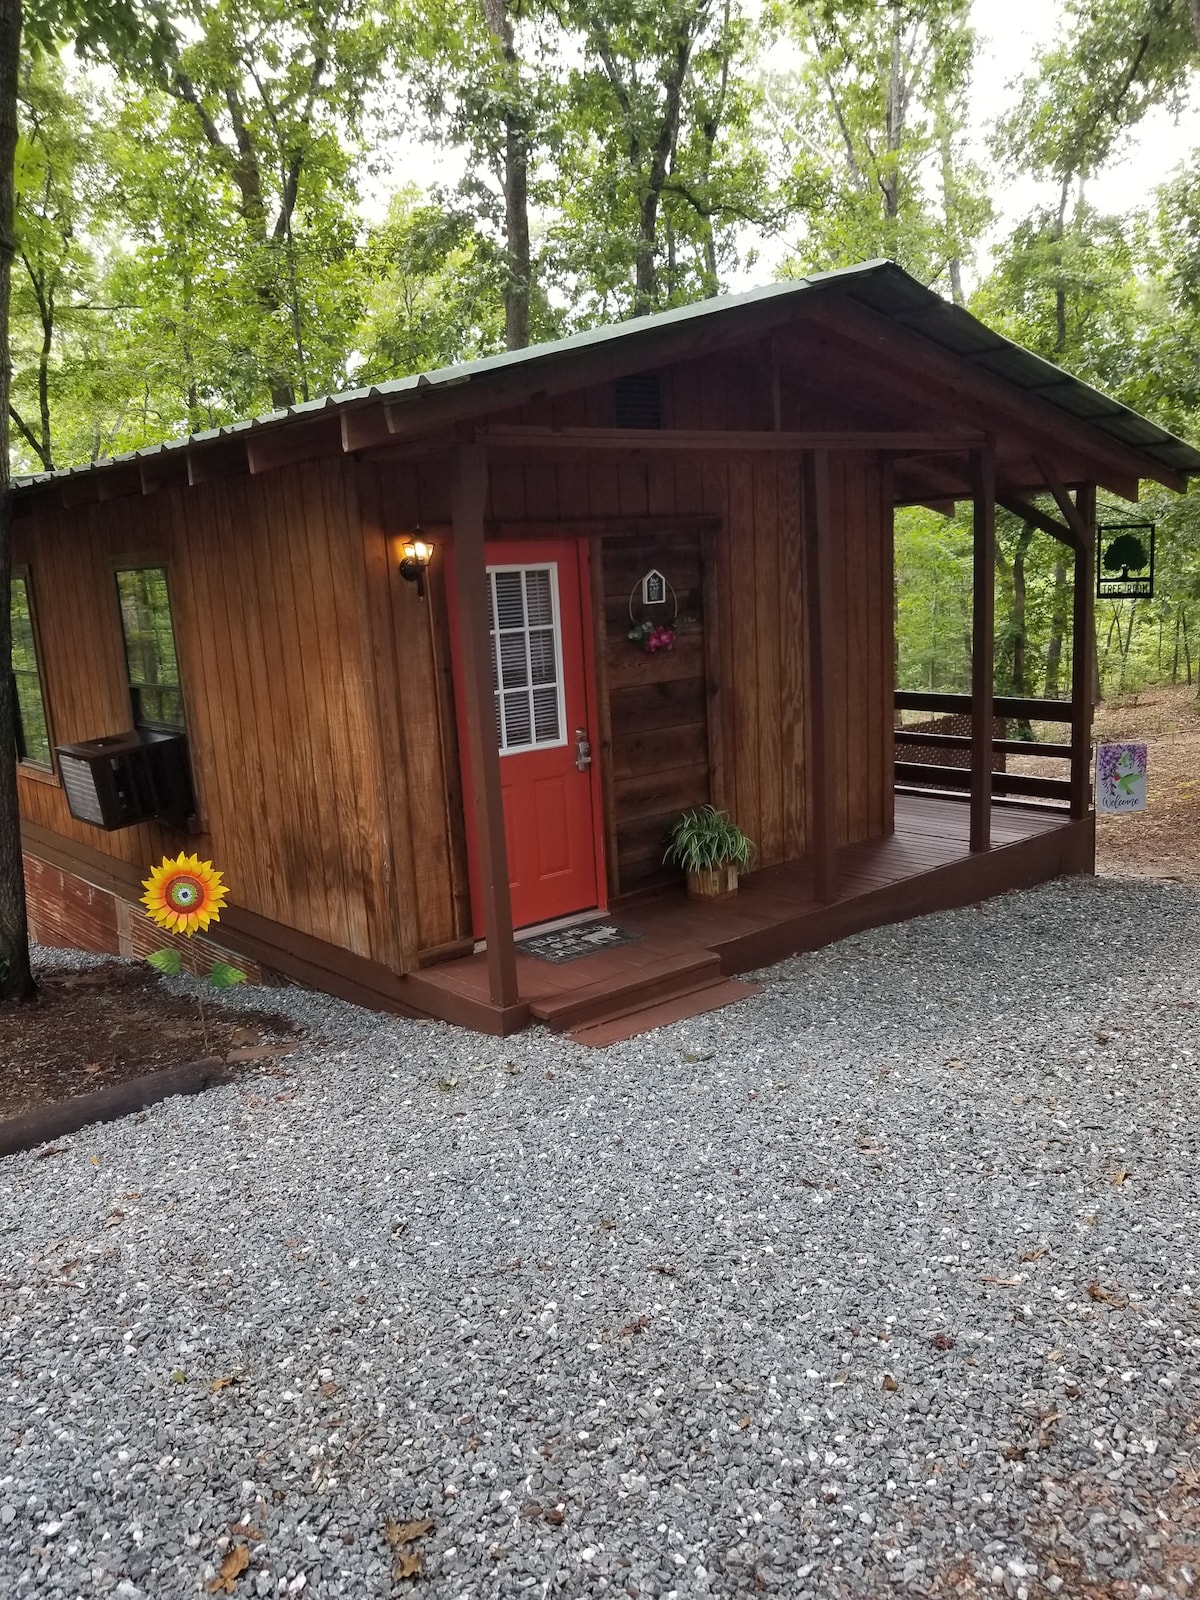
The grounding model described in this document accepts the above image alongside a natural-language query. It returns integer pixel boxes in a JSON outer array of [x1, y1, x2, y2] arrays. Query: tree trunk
[[0, 0, 36, 1002], [35, 280, 53, 468], [632, 24, 694, 316], [1044, 556, 1068, 696], [482, 0, 531, 349], [1183, 608, 1192, 686]]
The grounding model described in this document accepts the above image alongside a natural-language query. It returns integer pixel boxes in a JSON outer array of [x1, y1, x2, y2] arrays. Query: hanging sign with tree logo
[[1097, 522, 1155, 600]]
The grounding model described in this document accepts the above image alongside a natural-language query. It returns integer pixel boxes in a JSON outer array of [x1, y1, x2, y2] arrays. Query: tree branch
[[7, 403, 46, 467]]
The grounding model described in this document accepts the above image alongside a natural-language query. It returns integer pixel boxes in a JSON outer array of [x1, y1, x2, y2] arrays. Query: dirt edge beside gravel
[[0, 1057, 235, 1161]]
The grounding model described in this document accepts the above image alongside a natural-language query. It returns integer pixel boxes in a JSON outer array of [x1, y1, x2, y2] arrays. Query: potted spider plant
[[665, 806, 755, 900]]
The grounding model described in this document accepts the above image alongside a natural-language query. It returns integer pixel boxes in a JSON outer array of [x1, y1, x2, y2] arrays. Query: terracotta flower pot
[[686, 863, 740, 900]]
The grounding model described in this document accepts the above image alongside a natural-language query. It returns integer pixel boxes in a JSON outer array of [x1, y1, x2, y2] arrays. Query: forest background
[[8, 0, 1200, 706]]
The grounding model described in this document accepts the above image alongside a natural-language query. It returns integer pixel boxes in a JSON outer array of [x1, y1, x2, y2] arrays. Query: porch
[[404, 789, 1093, 1042]]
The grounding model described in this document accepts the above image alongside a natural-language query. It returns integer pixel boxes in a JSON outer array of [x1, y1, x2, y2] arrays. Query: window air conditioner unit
[[55, 729, 195, 832]]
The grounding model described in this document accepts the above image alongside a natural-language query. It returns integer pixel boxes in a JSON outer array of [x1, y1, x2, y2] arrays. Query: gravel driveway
[[1, 875, 1198, 1600]]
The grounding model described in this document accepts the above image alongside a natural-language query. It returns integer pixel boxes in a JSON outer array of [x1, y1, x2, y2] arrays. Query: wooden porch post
[[802, 449, 838, 903], [1071, 482, 1097, 819], [970, 444, 996, 853], [450, 442, 519, 1008]]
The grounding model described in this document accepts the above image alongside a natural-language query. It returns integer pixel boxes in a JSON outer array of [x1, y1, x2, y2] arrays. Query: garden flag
[[1096, 743, 1148, 813]]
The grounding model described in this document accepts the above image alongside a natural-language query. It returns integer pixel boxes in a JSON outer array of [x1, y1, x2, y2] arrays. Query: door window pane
[[487, 565, 566, 753]]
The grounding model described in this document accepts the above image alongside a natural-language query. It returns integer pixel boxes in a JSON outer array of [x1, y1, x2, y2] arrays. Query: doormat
[[518, 922, 643, 964]]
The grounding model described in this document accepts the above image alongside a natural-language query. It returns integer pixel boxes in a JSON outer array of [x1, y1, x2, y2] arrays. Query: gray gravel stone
[[3, 875, 1199, 1596]]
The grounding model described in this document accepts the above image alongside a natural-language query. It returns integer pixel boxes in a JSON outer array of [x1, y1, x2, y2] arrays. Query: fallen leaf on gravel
[[35, 1146, 66, 1159], [82, 1061, 103, 1075], [206, 1545, 249, 1593], [226, 1043, 298, 1063], [1113, 1169, 1131, 1185], [619, 1315, 651, 1336], [544, 1507, 565, 1526], [170, 1370, 186, 1383], [1087, 1281, 1126, 1306], [210, 1376, 239, 1392], [930, 1333, 955, 1351], [437, 1077, 458, 1091], [981, 1275, 1023, 1287], [228, 1524, 261, 1539], [1020, 1245, 1048, 1262], [882, 1374, 899, 1392], [1046, 1349, 1064, 1362], [739, 1414, 752, 1427], [1001, 1443, 1027, 1462], [393, 1550, 421, 1581], [90, 1155, 100, 1167], [384, 1518, 434, 1548], [319, 1381, 338, 1398], [521, 1502, 543, 1520], [229, 1027, 260, 1047], [648, 1263, 677, 1276], [599, 1217, 615, 1231]]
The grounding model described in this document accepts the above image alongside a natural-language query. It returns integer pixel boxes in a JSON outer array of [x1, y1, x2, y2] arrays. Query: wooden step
[[567, 977, 763, 1048], [528, 948, 721, 1032]]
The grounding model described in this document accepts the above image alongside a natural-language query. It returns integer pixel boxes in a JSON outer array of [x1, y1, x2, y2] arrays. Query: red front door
[[453, 540, 602, 934]]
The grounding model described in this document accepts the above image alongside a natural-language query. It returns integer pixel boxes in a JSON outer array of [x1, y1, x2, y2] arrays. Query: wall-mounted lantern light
[[399, 532, 433, 600]]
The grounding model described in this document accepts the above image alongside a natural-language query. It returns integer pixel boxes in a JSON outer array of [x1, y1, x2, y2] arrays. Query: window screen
[[11, 575, 51, 767], [115, 566, 185, 731], [488, 565, 565, 753]]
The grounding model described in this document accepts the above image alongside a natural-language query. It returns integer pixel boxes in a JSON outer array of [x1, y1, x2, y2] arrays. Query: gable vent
[[614, 372, 663, 429]]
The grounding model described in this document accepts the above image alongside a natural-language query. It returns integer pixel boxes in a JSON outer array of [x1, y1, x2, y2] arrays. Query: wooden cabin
[[11, 261, 1200, 1039]]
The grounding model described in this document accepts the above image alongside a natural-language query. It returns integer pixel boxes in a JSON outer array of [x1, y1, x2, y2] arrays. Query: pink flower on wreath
[[646, 626, 676, 653]]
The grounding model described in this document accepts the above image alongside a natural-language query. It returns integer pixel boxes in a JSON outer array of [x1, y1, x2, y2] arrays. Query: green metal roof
[[15, 259, 1200, 490]]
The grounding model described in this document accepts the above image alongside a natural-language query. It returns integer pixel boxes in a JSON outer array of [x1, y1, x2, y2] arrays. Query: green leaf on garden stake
[[208, 961, 247, 990], [146, 948, 182, 976]]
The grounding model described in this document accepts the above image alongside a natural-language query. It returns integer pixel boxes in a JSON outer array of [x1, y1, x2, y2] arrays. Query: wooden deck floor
[[403, 792, 1094, 1036]]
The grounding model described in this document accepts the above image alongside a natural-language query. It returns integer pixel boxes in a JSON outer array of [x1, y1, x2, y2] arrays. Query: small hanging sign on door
[[1096, 743, 1147, 812], [641, 568, 668, 605]]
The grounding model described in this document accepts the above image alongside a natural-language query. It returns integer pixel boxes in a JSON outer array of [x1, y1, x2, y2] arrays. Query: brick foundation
[[23, 853, 263, 983]]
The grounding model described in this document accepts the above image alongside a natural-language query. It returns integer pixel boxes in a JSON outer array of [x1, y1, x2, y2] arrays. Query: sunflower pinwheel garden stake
[[141, 855, 246, 1053]]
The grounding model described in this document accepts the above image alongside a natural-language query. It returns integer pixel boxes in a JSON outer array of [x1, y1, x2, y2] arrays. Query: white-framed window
[[488, 563, 567, 754]]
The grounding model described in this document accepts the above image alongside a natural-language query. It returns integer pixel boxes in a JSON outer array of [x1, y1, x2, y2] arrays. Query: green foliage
[[778, 0, 991, 294], [356, 189, 507, 382], [145, 946, 183, 975], [665, 805, 754, 873], [208, 960, 247, 990]]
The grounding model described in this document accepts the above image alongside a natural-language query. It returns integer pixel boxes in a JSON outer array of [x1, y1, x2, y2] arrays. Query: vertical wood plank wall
[[603, 533, 710, 894], [13, 458, 428, 972], [15, 345, 896, 980]]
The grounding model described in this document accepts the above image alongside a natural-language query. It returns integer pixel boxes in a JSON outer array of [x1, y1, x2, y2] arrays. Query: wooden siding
[[13, 458, 434, 973], [603, 532, 710, 895]]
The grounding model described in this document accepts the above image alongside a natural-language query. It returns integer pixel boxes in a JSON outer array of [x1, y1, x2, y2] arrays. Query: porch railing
[[894, 689, 1074, 808]]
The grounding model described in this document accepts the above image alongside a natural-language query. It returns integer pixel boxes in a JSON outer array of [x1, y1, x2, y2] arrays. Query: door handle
[[574, 728, 592, 771]]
